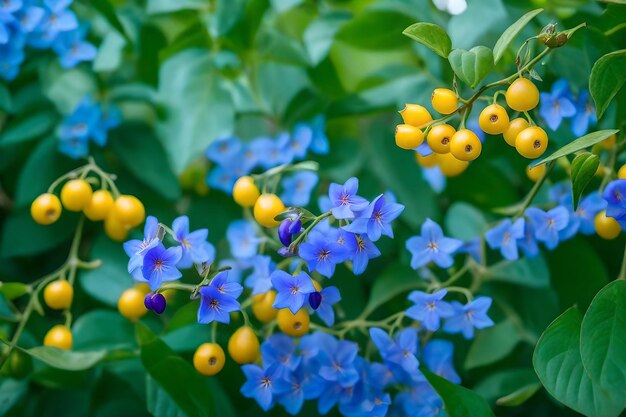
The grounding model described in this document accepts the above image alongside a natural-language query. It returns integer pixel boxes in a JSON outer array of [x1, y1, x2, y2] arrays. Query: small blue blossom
[[406, 219, 463, 269], [280, 171, 318, 207], [395, 382, 445, 417], [288, 123, 313, 159], [406, 289, 454, 331], [260, 334, 302, 376], [459, 237, 482, 264], [370, 327, 419, 377], [539, 79, 576, 131], [603, 179, 626, 222], [525, 206, 569, 250], [141, 243, 183, 290], [444, 297, 494, 339], [206, 136, 242, 164], [485, 218, 525, 261], [52, 25, 96, 68], [244, 255, 275, 295], [309, 115, 329, 155], [197, 271, 242, 324], [343, 194, 404, 241], [318, 340, 360, 388], [311, 286, 341, 326], [298, 230, 350, 278], [518, 221, 540, 258], [123, 216, 160, 281], [274, 364, 325, 415], [271, 270, 316, 314], [328, 177, 369, 220], [422, 339, 461, 384], [343, 232, 381, 275], [576, 193, 607, 234], [240, 364, 282, 411], [227, 220, 261, 259], [572, 90, 597, 137], [423, 166, 446, 193], [172, 215, 215, 268]]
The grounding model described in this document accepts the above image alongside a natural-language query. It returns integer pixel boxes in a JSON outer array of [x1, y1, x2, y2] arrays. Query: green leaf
[[0, 112, 56, 147], [204, 0, 247, 38], [580, 280, 626, 394], [22, 346, 107, 371], [590, 49, 626, 118], [93, 31, 126, 72], [483, 254, 549, 288], [0, 378, 27, 415], [424, 370, 496, 417], [136, 323, 214, 417], [147, 0, 207, 14], [474, 368, 538, 404], [303, 12, 350, 65], [146, 376, 187, 417], [402, 22, 452, 58], [72, 310, 136, 351], [157, 49, 234, 174], [336, 11, 414, 50], [534, 129, 619, 166], [80, 235, 134, 306], [0, 282, 29, 300], [496, 383, 541, 406], [362, 263, 417, 317], [42, 67, 97, 114], [465, 319, 522, 369], [533, 307, 626, 417], [0, 83, 12, 112], [493, 9, 543, 64], [448, 46, 495, 89], [570, 152, 599, 210], [90, 0, 132, 44], [444, 202, 487, 241]]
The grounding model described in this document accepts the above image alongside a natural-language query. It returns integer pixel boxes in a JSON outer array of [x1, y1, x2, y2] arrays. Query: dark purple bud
[[278, 219, 294, 247], [144, 293, 154, 311], [151, 293, 167, 314], [288, 218, 302, 234], [309, 292, 322, 310]]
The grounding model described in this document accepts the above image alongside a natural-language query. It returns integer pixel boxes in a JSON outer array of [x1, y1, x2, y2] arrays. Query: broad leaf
[[402, 22, 452, 58], [448, 46, 495, 89], [424, 370, 496, 417], [72, 310, 136, 351], [336, 11, 414, 50], [303, 12, 351, 65], [90, 0, 132, 44], [0, 113, 56, 147], [483, 255, 549, 288], [493, 9, 543, 64], [146, 376, 187, 417], [533, 307, 626, 417], [22, 346, 107, 371], [0, 379, 27, 415], [590, 49, 626, 118], [534, 129, 619, 165], [0, 282, 29, 300], [465, 319, 522, 369], [570, 152, 599, 210], [445, 202, 487, 241]]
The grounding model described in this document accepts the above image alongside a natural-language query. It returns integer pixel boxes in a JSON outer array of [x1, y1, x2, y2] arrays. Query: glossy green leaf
[[570, 152, 599, 210], [362, 263, 418, 317], [402, 22, 452, 58], [580, 280, 626, 394], [72, 310, 136, 351], [483, 254, 549, 288], [465, 319, 522, 369], [0, 112, 56, 147], [0, 379, 28, 415], [90, 0, 132, 44], [445, 202, 488, 241], [533, 307, 626, 417], [424, 370, 496, 417], [448, 46, 495, 89], [146, 376, 187, 417], [22, 346, 107, 371], [496, 383, 541, 406], [590, 49, 626, 118], [304, 12, 350, 65], [493, 9, 543, 64], [0, 282, 29, 300], [336, 11, 414, 50], [534, 129, 619, 165], [474, 368, 538, 404]]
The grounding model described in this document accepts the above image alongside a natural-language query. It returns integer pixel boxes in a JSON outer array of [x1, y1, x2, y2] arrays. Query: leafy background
[[1, 0, 626, 416]]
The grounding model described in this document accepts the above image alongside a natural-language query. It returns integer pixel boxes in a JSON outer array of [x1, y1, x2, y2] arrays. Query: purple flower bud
[[151, 293, 167, 314], [278, 247, 297, 258], [144, 293, 154, 311], [288, 218, 302, 234], [278, 219, 294, 247], [309, 291, 322, 310]]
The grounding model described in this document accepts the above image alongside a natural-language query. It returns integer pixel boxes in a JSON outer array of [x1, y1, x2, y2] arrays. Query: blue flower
[[328, 177, 369, 220], [576, 193, 606, 235], [260, 334, 301, 376], [459, 237, 482, 264], [206, 165, 238, 193], [525, 206, 569, 250], [343, 194, 404, 241], [396, 382, 445, 417], [227, 220, 261, 259], [172, 216, 214, 268], [423, 165, 446, 193], [422, 339, 461, 384], [39, 0, 78, 41], [275, 364, 325, 415], [518, 221, 540, 258], [123, 216, 160, 281], [539, 79, 576, 131], [271, 270, 316, 314], [59, 96, 101, 141], [288, 123, 313, 159], [280, 171, 318, 207], [309, 115, 329, 155], [141, 243, 183, 290], [406, 289, 454, 331], [311, 286, 341, 326], [240, 364, 281, 411], [253, 134, 294, 169], [343, 232, 381, 275], [603, 179, 626, 222], [52, 25, 96, 68], [318, 340, 360, 388], [206, 136, 242, 165], [444, 297, 494, 339], [298, 230, 350, 278], [406, 219, 463, 269], [485, 218, 525, 261], [16, 5, 45, 33], [0, 42, 24, 80], [370, 327, 419, 376], [572, 90, 597, 137], [197, 271, 242, 324], [244, 255, 275, 295]]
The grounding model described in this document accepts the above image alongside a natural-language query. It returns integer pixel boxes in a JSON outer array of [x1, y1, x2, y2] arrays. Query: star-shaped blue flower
[[343, 194, 404, 241], [406, 219, 463, 269], [271, 270, 316, 314], [197, 271, 242, 324], [172, 215, 215, 268], [280, 171, 318, 207], [485, 218, 525, 261], [298, 230, 350, 278], [327, 177, 369, 220], [141, 243, 183, 290], [539, 79, 576, 131], [124, 216, 160, 281], [525, 206, 569, 249], [406, 289, 454, 331], [443, 297, 494, 339]]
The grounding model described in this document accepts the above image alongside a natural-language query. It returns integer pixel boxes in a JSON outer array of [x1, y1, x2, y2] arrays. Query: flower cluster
[[58, 95, 121, 159], [241, 330, 461, 417], [0, 0, 96, 81], [206, 116, 328, 202], [539, 79, 597, 137]]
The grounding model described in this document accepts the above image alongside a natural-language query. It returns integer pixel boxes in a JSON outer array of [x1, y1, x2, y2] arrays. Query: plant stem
[[618, 243, 626, 281], [288, 211, 332, 251], [513, 161, 555, 220]]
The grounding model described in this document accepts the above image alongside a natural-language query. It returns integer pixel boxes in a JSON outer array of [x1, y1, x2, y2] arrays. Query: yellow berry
[[251, 291, 278, 323], [618, 164, 626, 179], [595, 211, 621, 240], [112, 195, 145, 227], [395, 124, 424, 150], [450, 129, 482, 161], [31, 193, 62, 225], [526, 164, 545, 182], [431, 88, 458, 115], [437, 153, 469, 177], [506, 78, 539, 112], [233, 176, 260, 207], [426, 124, 456, 154], [117, 288, 148, 321], [277, 308, 310, 337], [600, 134, 616, 150], [60, 179, 92, 212], [253, 194, 285, 228], [43, 325, 72, 350], [415, 152, 439, 168], [228, 326, 260, 364], [399, 104, 432, 127], [83, 189, 114, 221], [515, 126, 548, 159], [43, 280, 73, 310], [478, 104, 510, 135], [193, 343, 225, 376], [503, 118, 529, 147], [104, 213, 130, 242]]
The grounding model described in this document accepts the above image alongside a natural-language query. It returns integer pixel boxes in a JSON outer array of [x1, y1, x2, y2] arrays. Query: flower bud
[[309, 292, 322, 310]]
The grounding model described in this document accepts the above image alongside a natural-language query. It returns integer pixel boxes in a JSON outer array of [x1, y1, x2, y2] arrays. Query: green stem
[[288, 211, 332, 251], [513, 161, 555, 220], [618, 243, 626, 281]]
